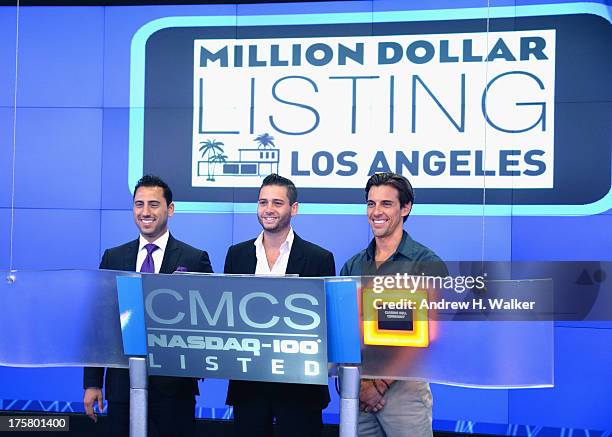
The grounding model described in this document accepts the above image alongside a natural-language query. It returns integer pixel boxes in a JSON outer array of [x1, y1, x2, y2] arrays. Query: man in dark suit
[[83, 174, 213, 436], [224, 174, 335, 437]]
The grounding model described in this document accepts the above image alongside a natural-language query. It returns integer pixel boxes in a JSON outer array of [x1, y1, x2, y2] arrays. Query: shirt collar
[[366, 230, 415, 261], [254, 227, 295, 254], [139, 230, 170, 253]]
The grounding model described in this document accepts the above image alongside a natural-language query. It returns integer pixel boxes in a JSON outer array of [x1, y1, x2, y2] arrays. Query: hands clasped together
[[359, 379, 393, 413]]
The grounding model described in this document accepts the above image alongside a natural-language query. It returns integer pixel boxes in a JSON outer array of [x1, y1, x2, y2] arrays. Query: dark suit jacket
[[223, 232, 335, 409], [83, 234, 213, 403]]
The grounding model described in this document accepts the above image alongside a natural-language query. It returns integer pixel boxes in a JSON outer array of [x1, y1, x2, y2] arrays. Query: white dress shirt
[[254, 227, 295, 275], [136, 231, 170, 273]]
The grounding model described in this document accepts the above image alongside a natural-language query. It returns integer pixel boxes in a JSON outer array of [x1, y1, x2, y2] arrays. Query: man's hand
[[83, 388, 104, 422], [359, 380, 386, 413]]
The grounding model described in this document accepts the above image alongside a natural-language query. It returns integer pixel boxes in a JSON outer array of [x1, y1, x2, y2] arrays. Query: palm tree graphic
[[199, 139, 228, 181], [254, 133, 276, 149]]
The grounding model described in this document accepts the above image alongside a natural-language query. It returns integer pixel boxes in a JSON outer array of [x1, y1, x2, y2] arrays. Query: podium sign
[[119, 274, 329, 385]]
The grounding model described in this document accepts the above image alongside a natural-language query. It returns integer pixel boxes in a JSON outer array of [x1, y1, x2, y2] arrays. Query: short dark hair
[[365, 172, 414, 222], [260, 174, 298, 205], [134, 174, 173, 205]]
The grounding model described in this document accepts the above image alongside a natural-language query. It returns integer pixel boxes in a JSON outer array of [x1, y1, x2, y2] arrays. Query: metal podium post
[[338, 365, 360, 437], [129, 357, 148, 437]]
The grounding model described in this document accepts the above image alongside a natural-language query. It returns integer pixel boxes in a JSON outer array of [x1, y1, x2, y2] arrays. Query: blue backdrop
[[0, 1, 610, 435]]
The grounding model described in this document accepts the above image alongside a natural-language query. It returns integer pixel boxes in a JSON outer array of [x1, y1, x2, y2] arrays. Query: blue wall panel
[[511, 215, 612, 260], [556, 321, 612, 329], [508, 327, 612, 431], [15, 7, 104, 108], [198, 379, 230, 409], [0, 367, 82, 402], [0, 208, 11, 270], [11, 208, 101, 270], [373, 0, 494, 12], [0, 107, 15, 208], [13, 108, 103, 210], [238, 0, 373, 16], [431, 384, 509, 424], [409, 215, 513, 261], [0, 8, 17, 108], [100, 108, 133, 211]]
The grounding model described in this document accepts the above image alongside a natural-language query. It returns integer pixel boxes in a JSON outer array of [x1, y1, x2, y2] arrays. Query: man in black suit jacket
[[224, 174, 335, 437], [83, 175, 213, 436]]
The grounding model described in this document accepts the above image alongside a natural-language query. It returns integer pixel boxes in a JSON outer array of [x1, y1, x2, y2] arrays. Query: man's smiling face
[[257, 184, 297, 234], [367, 184, 410, 240], [133, 186, 174, 242]]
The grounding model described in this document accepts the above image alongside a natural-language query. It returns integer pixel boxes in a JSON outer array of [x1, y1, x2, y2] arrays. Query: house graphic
[[220, 147, 280, 177], [197, 134, 280, 180]]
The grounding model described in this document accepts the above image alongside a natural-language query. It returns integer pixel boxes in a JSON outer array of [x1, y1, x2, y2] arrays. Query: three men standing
[[85, 171, 443, 437], [224, 174, 335, 437], [83, 175, 213, 436]]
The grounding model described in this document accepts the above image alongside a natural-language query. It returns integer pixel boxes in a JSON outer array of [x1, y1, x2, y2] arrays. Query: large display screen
[[0, 1, 610, 435]]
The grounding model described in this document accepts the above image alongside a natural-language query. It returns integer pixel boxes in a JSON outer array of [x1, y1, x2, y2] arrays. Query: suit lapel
[[286, 233, 306, 276], [242, 242, 257, 274], [124, 239, 140, 272], [160, 234, 180, 274]]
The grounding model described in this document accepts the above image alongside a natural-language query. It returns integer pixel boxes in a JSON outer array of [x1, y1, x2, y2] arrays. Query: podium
[[1, 269, 554, 436], [0, 270, 361, 436]]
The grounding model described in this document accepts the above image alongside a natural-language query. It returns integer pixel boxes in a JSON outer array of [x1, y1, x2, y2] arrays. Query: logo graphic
[[132, 8, 612, 214], [142, 275, 329, 385], [192, 31, 556, 190], [197, 134, 280, 182]]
